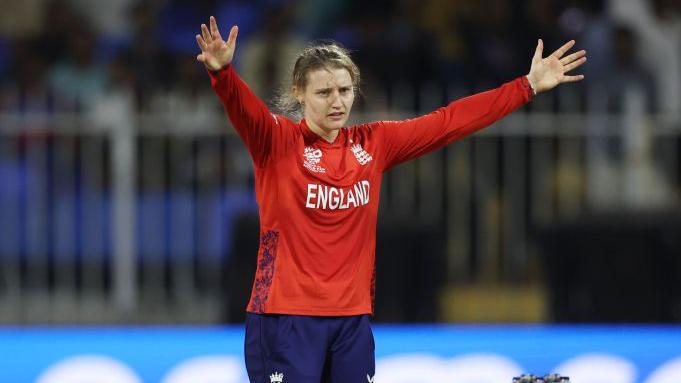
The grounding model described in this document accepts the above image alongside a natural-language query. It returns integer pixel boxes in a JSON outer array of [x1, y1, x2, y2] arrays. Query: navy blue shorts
[[244, 313, 375, 383]]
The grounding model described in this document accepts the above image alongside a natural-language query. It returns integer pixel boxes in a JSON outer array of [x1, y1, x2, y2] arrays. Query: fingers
[[201, 23, 212, 44], [196, 53, 205, 63], [560, 49, 586, 65], [196, 34, 207, 51], [533, 39, 543, 63], [226, 25, 239, 47], [563, 56, 587, 73], [551, 39, 576, 59], [562, 74, 585, 83], [209, 16, 222, 41]]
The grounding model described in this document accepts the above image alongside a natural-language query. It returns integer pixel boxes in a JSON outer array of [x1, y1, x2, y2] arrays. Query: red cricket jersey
[[210, 65, 533, 316]]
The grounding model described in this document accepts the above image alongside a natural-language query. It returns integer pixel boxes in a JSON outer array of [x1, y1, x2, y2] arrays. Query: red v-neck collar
[[300, 119, 345, 148]]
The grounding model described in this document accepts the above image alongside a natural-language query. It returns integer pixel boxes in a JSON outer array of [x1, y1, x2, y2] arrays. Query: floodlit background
[[0, 0, 680, 382]]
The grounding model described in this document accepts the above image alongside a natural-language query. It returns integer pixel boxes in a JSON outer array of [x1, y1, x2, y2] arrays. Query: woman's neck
[[306, 120, 339, 143]]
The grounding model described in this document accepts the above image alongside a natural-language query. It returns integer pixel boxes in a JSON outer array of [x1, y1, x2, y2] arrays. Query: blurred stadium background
[[1, 0, 680, 382]]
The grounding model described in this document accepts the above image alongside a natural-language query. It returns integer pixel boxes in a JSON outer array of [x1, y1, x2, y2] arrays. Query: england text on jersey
[[305, 180, 370, 210]]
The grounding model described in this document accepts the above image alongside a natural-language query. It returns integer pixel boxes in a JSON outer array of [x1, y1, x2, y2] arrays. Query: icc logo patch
[[303, 147, 326, 173]]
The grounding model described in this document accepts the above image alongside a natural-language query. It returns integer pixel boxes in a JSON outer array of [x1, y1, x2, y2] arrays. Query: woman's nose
[[329, 91, 342, 106]]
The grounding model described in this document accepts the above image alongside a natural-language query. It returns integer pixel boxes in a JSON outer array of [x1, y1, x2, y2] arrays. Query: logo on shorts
[[303, 147, 325, 173], [270, 371, 284, 383], [367, 373, 374, 382]]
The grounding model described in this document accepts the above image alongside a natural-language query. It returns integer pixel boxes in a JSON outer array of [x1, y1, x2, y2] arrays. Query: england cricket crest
[[351, 143, 373, 165]]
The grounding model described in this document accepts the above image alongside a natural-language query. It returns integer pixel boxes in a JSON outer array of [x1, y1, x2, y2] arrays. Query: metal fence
[[0, 85, 679, 324]]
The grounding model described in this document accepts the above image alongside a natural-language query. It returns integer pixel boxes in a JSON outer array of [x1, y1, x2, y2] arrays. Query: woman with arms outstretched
[[196, 15, 586, 383]]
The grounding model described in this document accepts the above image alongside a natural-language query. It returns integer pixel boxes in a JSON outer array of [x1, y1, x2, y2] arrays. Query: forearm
[[380, 76, 533, 169], [209, 64, 272, 126], [209, 64, 274, 164], [440, 76, 534, 138]]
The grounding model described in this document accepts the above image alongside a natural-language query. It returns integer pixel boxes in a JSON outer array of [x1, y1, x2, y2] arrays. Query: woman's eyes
[[316, 88, 351, 96]]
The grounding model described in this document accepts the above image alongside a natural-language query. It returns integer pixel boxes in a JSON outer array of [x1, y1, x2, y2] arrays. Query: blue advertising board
[[1, 326, 680, 383]]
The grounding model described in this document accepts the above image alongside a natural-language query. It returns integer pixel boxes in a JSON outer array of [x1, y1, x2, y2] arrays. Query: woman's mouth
[[328, 112, 344, 120]]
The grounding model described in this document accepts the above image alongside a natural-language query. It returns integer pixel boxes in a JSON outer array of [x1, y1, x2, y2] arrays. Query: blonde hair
[[274, 41, 361, 119]]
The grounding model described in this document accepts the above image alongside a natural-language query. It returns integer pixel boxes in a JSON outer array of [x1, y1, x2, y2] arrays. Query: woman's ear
[[293, 86, 304, 105]]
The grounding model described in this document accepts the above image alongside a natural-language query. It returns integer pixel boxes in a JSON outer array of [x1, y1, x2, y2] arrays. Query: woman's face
[[297, 67, 355, 139]]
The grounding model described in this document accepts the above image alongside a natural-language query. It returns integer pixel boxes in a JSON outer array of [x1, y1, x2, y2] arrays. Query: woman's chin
[[323, 119, 347, 131]]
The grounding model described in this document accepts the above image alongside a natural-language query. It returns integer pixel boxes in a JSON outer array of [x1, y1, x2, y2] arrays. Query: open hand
[[526, 39, 586, 94], [195, 16, 238, 72]]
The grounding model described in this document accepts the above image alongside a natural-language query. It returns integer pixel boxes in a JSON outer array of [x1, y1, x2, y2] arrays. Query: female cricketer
[[195, 15, 586, 383]]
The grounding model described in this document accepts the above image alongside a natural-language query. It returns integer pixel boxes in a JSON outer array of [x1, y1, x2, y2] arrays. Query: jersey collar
[[300, 119, 345, 147]]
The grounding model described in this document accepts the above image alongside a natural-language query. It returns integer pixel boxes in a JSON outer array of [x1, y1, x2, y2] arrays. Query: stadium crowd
[[1, 0, 680, 118]]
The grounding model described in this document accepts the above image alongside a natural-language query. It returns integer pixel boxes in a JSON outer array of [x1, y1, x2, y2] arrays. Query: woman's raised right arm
[[196, 16, 279, 166]]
